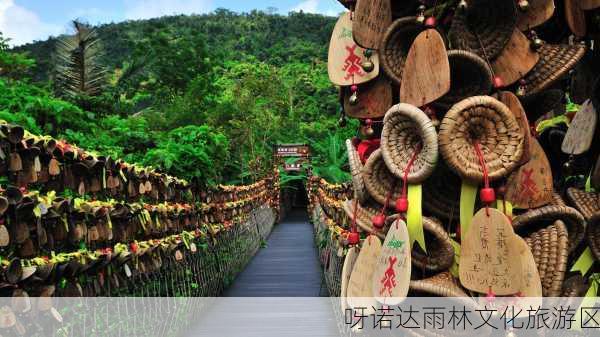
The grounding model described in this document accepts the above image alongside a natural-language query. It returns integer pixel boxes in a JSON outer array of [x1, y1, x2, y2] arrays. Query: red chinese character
[[519, 168, 538, 199], [379, 256, 398, 297], [342, 45, 364, 81]]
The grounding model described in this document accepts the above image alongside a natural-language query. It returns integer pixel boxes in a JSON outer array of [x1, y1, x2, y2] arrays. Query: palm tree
[[54, 20, 107, 98]]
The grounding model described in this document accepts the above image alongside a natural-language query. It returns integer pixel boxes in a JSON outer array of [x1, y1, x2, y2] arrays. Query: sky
[[0, 0, 345, 46]]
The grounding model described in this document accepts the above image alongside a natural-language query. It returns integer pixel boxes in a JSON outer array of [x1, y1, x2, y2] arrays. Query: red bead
[[372, 214, 386, 229], [348, 232, 360, 245], [395, 197, 409, 213], [352, 137, 361, 147], [493, 76, 504, 89], [351, 85, 358, 93], [365, 118, 372, 126], [480, 187, 496, 204], [424, 16, 436, 28]]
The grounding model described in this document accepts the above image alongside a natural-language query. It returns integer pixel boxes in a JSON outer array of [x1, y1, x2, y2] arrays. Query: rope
[[473, 141, 491, 215]]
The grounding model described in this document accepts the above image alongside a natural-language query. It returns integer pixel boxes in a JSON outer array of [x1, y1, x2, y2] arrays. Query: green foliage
[[141, 125, 230, 185], [2, 11, 351, 185], [0, 33, 35, 80]]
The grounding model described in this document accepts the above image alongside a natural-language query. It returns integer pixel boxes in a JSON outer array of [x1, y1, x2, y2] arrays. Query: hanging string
[[473, 141, 491, 216], [396, 143, 422, 227], [351, 198, 359, 234]]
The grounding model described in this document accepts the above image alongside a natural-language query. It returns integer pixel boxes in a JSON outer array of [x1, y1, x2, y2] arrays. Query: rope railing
[[0, 121, 280, 335]]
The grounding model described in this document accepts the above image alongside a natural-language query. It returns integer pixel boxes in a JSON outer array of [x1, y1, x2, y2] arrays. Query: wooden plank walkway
[[183, 209, 341, 337], [225, 209, 326, 297]]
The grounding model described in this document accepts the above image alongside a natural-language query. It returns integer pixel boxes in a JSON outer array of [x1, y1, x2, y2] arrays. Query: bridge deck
[[225, 209, 325, 297]]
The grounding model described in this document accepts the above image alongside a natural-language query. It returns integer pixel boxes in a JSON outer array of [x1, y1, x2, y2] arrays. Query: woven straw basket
[[423, 162, 461, 221], [585, 213, 600, 262], [566, 188, 600, 221], [439, 96, 524, 183], [363, 149, 402, 205], [436, 50, 493, 109], [345, 139, 369, 203], [448, 0, 516, 60], [380, 17, 423, 85], [381, 104, 438, 184], [409, 272, 468, 297], [521, 44, 586, 95], [513, 205, 586, 254]]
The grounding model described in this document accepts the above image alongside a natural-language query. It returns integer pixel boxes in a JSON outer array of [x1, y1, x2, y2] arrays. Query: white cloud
[[291, 0, 319, 13], [124, 0, 214, 20], [0, 0, 62, 46], [290, 0, 345, 16]]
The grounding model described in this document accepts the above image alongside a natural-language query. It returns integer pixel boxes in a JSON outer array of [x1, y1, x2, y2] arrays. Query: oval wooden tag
[[0, 225, 9, 247], [517, 0, 555, 30], [565, 0, 586, 37], [492, 29, 539, 87], [459, 208, 521, 295], [562, 99, 597, 155], [514, 236, 542, 297], [48, 158, 61, 176], [343, 76, 392, 119], [353, 0, 392, 50], [581, 0, 600, 9], [372, 219, 410, 305], [399, 29, 450, 107], [498, 91, 531, 165], [341, 246, 359, 312], [347, 235, 382, 310], [505, 138, 553, 209], [328, 12, 380, 86]]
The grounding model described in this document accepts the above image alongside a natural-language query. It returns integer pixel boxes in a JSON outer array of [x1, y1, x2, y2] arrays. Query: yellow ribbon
[[571, 247, 595, 276], [460, 181, 478, 237], [407, 184, 426, 252]]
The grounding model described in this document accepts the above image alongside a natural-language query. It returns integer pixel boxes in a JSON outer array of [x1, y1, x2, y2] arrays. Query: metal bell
[[531, 37, 544, 50], [338, 114, 347, 127], [458, 0, 468, 10], [349, 92, 359, 106], [362, 125, 374, 137], [361, 60, 374, 73], [518, 0, 529, 10]]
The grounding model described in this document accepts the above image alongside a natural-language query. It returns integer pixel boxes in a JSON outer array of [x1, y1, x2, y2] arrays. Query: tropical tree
[[54, 21, 107, 103]]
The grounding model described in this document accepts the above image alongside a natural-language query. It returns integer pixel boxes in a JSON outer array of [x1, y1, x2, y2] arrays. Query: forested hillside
[[1, 10, 354, 187]]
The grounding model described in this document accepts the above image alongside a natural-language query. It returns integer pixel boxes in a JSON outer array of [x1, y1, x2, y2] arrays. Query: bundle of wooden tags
[[329, 0, 600, 306]]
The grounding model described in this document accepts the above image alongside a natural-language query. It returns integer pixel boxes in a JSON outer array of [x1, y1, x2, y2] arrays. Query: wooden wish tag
[[459, 208, 522, 295], [498, 91, 532, 165], [340, 246, 359, 312], [353, 0, 392, 50], [399, 29, 450, 107], [347, 235, 382, 311], [561, 99, 597, 156], [517, 0, 555, 30], [505, 138, 553, 209], [514, 236, 542, 297], [372, 218, 410, 305], [492, 29, 539, 87], [9, 152, 22, 172], [328, 12, 380, 86], [0, 224, 9, 247], [343, 75, 392, 119], [565, 0, 586, 37], [581, 0, 600, 9]]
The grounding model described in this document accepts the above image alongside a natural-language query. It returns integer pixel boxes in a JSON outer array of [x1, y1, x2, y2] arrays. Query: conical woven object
[[561, 274, 588, 297], [519, 219, 568, 297], [342, 199, 389, 238], [586, 213, 600, 262], [413, 217, 455, 272], [519, 89, 564, 121], [448, 0, 517, 60], [363, 149, 402, 205], [436, 50, 493, 109], [513, 205, 585, 253], [520, 44, 586, 96], [439, 96, 524, 183], [381, 104, 438, 184], [346, 139, 368, 203], [409, 271, 468, 297], [379, 17, 423, 85], [566, 188, 600, 220], [423, 162, 461, 221]]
